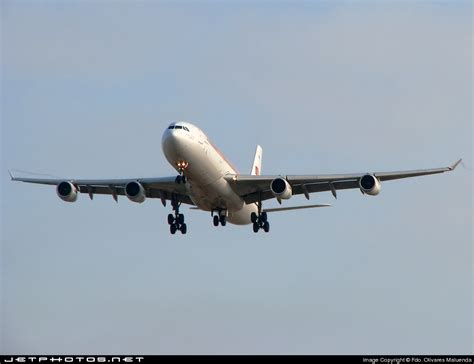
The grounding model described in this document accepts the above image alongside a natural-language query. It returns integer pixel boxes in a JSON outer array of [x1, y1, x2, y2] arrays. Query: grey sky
[[2, 0, 472, 354]]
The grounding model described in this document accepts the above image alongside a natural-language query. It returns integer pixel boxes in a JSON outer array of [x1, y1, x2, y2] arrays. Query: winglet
[[449, 158, 462, 171], [8, 169, 14, 180]]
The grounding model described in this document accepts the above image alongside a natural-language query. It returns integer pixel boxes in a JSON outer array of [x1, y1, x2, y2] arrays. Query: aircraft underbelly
[[187, 177, 244, 212]]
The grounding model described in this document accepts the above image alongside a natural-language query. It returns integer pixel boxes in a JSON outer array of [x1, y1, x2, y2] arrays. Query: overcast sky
[[2, 0, 472, 355]]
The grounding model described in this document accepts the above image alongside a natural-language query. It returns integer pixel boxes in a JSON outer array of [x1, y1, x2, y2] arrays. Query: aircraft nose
[[162, 128, 187, 155]]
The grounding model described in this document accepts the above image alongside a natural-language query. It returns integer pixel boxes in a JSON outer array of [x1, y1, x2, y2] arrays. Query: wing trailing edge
[[263, 204, 331, 213]]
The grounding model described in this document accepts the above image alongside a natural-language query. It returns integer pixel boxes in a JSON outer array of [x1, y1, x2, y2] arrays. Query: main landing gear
[[168, 194, 187, 235], [251, 199, 270, 233], [251, 211, 270, 233], [212, 210, 227, 227]]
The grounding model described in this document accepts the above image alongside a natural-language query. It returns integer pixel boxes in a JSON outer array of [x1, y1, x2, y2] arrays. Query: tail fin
[[251, 145, 263, 175]]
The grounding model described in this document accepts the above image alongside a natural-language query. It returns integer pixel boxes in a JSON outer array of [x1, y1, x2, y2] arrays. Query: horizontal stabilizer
[[264, 204, 331, 213]]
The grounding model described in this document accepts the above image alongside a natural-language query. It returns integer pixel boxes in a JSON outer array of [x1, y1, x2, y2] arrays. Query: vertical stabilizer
[[251, 145, 263, 175]]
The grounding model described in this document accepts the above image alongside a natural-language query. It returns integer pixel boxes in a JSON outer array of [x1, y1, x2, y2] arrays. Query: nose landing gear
[[175, 160, 189, 184]]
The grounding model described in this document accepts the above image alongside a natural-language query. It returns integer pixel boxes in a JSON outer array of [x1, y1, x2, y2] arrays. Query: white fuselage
[[161, 122, 257, 225]]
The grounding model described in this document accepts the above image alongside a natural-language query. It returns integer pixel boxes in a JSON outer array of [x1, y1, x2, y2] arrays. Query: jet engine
[[270, 177, 292, 200], [56, 181, 78, 202], [125, 181, 146, 203], [359, 174, 381, 196]]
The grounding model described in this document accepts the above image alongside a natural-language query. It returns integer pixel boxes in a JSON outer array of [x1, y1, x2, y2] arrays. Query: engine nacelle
[[270, 177, 292, 200], [56, 181, 78, 202], [359, 174, 381, 196], [125, 181, 146, 203]]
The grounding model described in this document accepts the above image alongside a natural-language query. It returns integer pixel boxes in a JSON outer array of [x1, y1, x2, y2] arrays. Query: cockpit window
[[168, 124, 190, 131]]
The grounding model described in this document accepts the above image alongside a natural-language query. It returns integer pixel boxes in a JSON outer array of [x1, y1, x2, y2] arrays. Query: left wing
[[225, 159, 462, 204], [9, 173, 194, 206]]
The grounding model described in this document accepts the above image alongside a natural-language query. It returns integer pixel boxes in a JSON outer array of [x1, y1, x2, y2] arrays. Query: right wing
[[9, 173, 194, 206]]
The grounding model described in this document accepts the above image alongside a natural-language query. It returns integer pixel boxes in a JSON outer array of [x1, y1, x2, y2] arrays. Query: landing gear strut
[[168, 194, 187, 234], [212, 210, 227, 227], [251, 199, 270, 233]]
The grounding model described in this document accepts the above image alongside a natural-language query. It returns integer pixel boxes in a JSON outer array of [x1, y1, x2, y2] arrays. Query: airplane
[[10, 121, 462, 235]]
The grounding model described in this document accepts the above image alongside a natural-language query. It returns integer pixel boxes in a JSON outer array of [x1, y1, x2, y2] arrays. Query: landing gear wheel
[[213, 215, 219, 227], [263, 221, 270, 233], [170, 224, 177, 234], [220, 216, 227, 226], [261, 212, 268, 223], [178, 214, 185, 225], [175, 175, 187, 184], [168, 214, 175, 225], [180, 224, 187, 234], [253, 222, 260, 233], [251, 212, 258, 223]]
